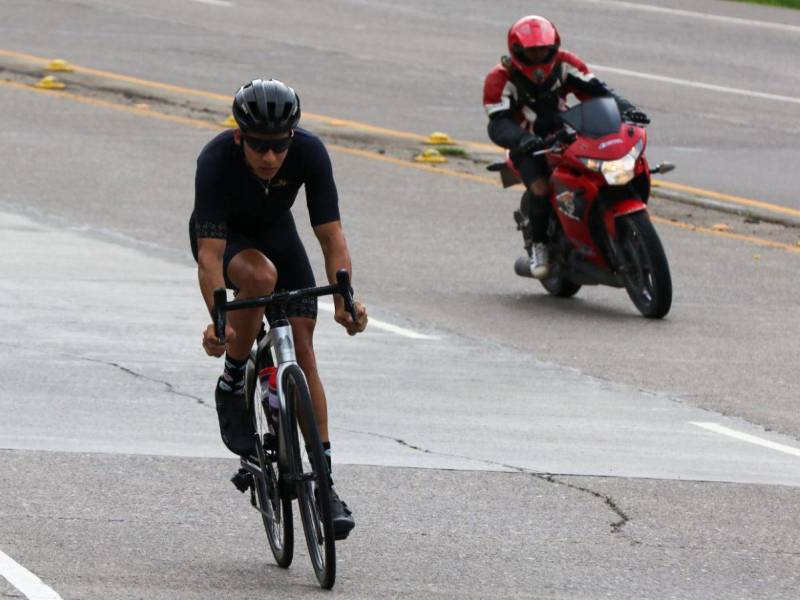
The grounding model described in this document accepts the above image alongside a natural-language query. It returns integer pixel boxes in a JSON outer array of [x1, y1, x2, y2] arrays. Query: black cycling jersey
[[191, 127, 340, 239], [189, 127, 340, 321]]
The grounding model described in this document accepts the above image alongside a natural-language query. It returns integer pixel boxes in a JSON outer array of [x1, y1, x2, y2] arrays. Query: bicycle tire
[[282, 364, 336, 589], [246, 355, 294, 568]]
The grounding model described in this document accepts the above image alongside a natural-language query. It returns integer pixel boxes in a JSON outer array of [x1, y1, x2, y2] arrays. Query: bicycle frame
[[215, 269, 355, 589]]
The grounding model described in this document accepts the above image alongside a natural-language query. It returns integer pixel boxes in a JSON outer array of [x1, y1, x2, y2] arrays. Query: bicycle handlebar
[[212, 268, 358, 343]]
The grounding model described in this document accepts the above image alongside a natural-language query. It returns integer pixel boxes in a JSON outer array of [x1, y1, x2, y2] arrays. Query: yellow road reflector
[[753, 254, 761, 260], [222, 115, 237, 127], [414, 148, 447, 164], [46, 59, 74, 72], [712, 223, 731, 232], [35, 75, 65, 90], [425, 132, 455, 145]]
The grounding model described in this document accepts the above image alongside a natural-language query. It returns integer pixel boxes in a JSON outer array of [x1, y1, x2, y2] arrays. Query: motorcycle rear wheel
[[618, 212, 672, 318], [540, 262, 582, 298]]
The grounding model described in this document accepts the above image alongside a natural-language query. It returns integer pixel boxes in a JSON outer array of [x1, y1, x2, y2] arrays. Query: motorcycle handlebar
[[532, 129, 577, 156]]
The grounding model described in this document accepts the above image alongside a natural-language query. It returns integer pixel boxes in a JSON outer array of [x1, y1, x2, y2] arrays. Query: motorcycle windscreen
[[560, 97, 621, 139]]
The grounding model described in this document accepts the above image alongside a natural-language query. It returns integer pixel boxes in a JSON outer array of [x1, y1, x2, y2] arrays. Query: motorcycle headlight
[[581, 141, 643, 186]]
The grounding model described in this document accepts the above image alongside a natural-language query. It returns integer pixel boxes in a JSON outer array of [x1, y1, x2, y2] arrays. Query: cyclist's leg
[[264, 232, 328, 440], [289, 317, 328, 441], [224, 240, 277, 361]]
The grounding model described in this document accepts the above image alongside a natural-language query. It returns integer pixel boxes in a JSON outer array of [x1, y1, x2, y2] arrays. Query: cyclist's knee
[[229, 251, 277, 295]]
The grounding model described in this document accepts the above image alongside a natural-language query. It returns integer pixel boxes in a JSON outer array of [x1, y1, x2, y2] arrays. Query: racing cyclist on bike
[[190, 78, 367, 538], [483, 15, 649, 278]]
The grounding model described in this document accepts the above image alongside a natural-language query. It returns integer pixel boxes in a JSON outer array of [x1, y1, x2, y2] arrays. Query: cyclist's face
[[236, 130, 292, 180]]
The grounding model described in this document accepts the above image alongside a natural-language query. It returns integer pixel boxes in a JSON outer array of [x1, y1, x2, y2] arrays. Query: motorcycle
[[487, 97, 675, 319]]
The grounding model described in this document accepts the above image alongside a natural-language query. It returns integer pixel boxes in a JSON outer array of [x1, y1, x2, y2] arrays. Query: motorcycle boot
[[514, 191, 550, 279], [529, 243, 550, 279]]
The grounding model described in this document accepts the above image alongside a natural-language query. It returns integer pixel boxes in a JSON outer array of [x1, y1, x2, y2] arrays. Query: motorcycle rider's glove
[[623, 109, 650, 124], [515, 132, 544, 155]]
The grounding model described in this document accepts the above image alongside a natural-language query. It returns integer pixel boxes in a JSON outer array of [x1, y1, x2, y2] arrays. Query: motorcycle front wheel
[[618, 211, 672, 318]]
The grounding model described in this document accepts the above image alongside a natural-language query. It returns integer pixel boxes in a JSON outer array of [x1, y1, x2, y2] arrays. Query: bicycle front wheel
[[247, 357, 293, 568], [283, 364, 336, 589]]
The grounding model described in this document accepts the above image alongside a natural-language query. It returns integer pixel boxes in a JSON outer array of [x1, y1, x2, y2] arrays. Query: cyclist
[[190, 78, 367, 538], [483, 15, 648, 278]]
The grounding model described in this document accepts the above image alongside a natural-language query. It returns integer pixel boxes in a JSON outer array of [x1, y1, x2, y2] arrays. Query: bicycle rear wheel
[[283, 364, 336, 589], [247, 356, 293, 568]]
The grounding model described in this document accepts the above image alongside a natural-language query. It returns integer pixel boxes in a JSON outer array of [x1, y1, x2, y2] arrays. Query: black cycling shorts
[[189, 215, 318, 321]]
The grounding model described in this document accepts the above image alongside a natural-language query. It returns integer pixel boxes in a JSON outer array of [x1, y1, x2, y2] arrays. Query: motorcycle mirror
[[652, 162, 676, 174]]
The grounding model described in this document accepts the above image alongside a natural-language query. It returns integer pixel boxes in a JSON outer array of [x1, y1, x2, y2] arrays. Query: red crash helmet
[[507, 15, 561, 84]]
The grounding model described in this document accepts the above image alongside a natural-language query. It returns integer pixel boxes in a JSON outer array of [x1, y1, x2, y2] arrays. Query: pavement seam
[[337, 427, 631, 533]]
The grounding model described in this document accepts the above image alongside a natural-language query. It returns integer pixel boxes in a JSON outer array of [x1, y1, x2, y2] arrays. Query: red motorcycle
[[488, 97, 675, 318]]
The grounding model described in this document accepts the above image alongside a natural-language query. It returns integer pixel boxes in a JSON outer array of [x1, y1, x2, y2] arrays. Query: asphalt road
[[2, 1, 800, 598], [3, 0, 800, 208]]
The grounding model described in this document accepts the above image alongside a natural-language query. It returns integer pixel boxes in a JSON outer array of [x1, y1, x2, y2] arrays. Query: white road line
[[318, 301, 439, 340], [189, 0, 233, 7], [0, 550, 63, 600], [590, 64, 800, 105], [691, 422, 800, 457], [578, 0, 800, 34]]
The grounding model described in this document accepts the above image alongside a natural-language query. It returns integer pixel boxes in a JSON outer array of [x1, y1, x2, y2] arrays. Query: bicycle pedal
[[230, 468, 253, 493]]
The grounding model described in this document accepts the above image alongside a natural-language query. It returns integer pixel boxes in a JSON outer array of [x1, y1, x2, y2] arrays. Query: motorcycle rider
[[483, 15, 649, 278]]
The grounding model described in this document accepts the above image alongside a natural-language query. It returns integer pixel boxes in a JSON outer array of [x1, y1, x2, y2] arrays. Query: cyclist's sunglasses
[[243, 132, 294, 154]]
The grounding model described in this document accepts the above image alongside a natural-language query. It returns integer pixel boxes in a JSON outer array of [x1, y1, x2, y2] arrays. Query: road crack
[[335, 426, 630, 533], [77, 356, 210, 407]]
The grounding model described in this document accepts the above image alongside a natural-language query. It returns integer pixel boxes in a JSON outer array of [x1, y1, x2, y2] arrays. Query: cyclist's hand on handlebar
[[334, 301, 368, 336], [202, 322, 236, 356]]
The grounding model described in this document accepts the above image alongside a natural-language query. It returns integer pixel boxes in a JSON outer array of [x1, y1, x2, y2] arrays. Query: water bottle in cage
[[259, 366, 280, 433]]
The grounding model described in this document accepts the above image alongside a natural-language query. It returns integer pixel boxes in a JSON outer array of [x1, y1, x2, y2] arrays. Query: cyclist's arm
[[313, 220, 352, 294], [314, 221, 366, 333], [197, 237, 226, 317]]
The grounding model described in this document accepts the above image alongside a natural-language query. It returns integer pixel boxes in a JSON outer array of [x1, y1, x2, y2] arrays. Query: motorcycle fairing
[[551, 171, 608, 267], [604, 198, 648, 239]]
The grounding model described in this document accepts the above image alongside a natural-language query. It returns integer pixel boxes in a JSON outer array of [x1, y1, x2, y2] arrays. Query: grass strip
[[728, 0, 800, 9]]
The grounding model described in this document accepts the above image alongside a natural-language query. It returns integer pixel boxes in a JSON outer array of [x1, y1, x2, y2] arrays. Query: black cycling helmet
[[232, 78, 301, 134]]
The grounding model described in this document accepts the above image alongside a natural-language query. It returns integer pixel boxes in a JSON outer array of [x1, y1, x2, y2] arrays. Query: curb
[[651, 187, 800, 229]]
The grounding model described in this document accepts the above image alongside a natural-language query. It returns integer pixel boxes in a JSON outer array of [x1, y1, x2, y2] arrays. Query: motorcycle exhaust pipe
[[514, 255, 535, 278]]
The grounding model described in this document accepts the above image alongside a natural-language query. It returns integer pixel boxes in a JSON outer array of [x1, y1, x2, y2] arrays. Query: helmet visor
[[515, 45, 558, 66]]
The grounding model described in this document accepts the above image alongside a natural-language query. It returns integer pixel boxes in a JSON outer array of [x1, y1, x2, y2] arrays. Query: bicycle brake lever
[[213, 288, 228, 344]]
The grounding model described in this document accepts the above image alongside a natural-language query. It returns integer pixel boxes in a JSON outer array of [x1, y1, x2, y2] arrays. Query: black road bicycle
[[212, 269, 357, 590]]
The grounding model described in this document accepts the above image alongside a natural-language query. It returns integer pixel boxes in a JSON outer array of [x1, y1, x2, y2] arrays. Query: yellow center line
[[651, 216, 800, 254], [327, 144, 502, 186], [3, 77, 798, 255], [3, 46, 797, 220], [0, 79, 222, 131], [652, 180, 800, 218]]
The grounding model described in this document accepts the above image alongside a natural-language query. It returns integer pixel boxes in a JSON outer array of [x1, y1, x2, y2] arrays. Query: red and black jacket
[[483, 50, 635, 150]]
